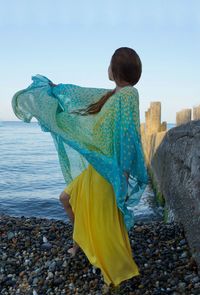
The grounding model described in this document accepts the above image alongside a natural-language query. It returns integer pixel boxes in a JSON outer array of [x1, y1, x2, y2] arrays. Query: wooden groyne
[[140, 102, 167, 167], [140, 102, 200, 166]]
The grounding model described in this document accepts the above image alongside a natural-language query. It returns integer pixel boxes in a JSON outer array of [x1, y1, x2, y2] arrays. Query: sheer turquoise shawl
[[11, 74, 149, 231]]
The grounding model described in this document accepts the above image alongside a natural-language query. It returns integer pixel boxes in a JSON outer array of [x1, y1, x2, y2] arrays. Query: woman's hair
[[70, 47, 142, 116]]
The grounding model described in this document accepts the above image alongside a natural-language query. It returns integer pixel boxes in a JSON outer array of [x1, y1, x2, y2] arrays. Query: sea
[[0, 121, 175, 223]]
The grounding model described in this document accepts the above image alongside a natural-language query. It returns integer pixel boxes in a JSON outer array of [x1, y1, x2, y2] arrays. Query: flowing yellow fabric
[[64, 163, 140, 287]]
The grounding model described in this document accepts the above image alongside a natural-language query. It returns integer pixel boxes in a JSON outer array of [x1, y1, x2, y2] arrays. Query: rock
[[7, 232, 15, 240], [47, 271, 54, 279], [178, 281, 186, 291], [151, 120, 200, 273], [68, 282, 75, 290], [48, 261, 56, 272], [53, 277, 64, 286], [43, 236, 48, 243], [180, 251, 188, 258], [32, 277, 39, 286], [179, 239, 187, 246], [192, 276, 200, 284], [41, 242, 52, 250]]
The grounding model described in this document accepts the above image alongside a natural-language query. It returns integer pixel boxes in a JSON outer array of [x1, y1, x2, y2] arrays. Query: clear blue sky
[[1, 0, 200, 123]]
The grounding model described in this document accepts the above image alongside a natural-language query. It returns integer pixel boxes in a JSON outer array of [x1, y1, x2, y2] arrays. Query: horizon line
[[0, 120, 176, 124]]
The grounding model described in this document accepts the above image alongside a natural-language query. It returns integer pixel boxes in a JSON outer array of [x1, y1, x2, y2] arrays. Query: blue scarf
[[12, 74, 149, 231]]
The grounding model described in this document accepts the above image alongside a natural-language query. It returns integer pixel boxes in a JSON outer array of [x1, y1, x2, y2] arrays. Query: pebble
[[0, 213, 199, 294], [41, 242, 52, 250]]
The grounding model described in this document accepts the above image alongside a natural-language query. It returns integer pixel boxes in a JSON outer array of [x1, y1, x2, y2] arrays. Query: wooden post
[[193, 105, 200, 120], [145, 109, 151, 134], [160, 121, 167, 132], [176, 109, 191, 126], [141, 101, 167, 166], [149, 102, 161, 134]]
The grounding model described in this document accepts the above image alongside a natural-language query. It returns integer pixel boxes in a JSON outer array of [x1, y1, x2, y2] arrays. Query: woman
[[11, 47, 149, 288], [59, 48, 140, 259]]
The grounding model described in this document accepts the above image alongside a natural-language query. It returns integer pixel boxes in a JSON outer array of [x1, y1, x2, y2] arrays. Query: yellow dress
[[64, 163, 140, 287]]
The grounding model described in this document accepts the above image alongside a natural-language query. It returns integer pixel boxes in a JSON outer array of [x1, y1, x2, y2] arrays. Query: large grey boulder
[[151, 120, 200, 272]]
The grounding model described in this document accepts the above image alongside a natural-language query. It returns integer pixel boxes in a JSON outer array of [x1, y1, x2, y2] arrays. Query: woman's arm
[[49, 82, 112, 111]]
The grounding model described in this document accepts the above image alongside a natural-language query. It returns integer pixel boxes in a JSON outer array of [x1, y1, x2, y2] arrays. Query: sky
[[0, 0, 200, 123]]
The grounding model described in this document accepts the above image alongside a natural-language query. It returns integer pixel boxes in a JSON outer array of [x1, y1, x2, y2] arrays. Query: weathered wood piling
[[140, 102, 167, 167], [140, 102, 200, 165]]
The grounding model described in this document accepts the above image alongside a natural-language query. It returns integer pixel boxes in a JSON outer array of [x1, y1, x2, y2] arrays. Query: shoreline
[[0, 213, 199, 294]]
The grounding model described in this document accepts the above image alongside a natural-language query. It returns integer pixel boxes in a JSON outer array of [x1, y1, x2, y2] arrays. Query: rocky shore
[[0, 214, 199, 295]]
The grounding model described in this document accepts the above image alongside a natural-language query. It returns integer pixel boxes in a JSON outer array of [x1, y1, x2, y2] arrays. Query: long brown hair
[[70, 47, 142, 116]]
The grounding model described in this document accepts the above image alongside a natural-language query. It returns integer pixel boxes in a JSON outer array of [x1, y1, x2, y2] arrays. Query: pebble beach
[[0, 214, 200, 295]]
